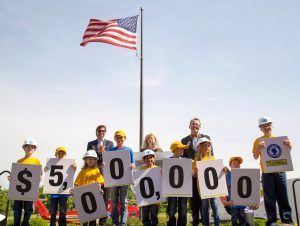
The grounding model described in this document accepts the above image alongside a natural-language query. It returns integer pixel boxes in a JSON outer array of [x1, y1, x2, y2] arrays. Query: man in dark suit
[[86, 124, 113, 226], [181, 117, 213, 226]]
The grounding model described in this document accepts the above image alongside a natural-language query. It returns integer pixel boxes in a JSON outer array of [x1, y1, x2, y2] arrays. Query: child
[[193, 137, 220, 226], [44, 146, 76, 226], [74, 150, 104, 226], [139, 149, 159, 226], [12, 138, 41, 226], [108, 130, 135, 226], [252, 116, 293, 226], [220, 156, 248, 226], [167, 141, 188, 226]]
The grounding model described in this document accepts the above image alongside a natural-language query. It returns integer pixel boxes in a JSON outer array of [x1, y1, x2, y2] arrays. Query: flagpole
[[139, 6, 144, 151]]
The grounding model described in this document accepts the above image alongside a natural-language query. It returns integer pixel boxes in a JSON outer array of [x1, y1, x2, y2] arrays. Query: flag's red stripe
[[81, 39, 136, 50], [83, 28, 136, 40]]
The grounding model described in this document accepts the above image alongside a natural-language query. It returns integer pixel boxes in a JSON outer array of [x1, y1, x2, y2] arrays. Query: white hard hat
[[142, 149, 156, 159], [82, 150, 98, 160], [258, 116, 272, 126], [22, 138, 37, 148], [196, 137, 211, 148]]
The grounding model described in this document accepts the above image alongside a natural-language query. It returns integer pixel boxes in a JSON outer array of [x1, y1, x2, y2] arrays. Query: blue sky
[[0, 0, 299, 187]]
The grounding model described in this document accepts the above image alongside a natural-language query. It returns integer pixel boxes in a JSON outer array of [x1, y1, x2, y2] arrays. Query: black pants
[[190, 177, 202, 225], [167, 197, 187, 226], [13, 200, 33, 226], [49, 196, 68, 226]]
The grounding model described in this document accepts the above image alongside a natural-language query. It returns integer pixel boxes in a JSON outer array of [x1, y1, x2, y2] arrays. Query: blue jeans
[[231, 206, 247, 226], [142, 204, 159, 226], [110, 185, 128, 225], [201, 198, 220, 226], [49, 196, 68, 226], [167, 197, 187, 226], [13, 200, 33, 226], [99, 186, 110, 225], [262, 172, 293, 225]]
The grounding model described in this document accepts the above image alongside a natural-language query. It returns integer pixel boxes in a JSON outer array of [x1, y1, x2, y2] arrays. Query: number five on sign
[[43, 158, 75, 194], [197, 159, 228, 199]]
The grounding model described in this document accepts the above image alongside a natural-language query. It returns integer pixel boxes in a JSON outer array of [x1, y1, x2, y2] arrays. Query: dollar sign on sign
[[16, 168, 32, 195]]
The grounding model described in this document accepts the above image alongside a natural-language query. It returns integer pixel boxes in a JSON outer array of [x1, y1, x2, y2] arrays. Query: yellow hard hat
[[55, 146, 67, 156], [114, 130, 126, 138], [170, 141, 188, 152]]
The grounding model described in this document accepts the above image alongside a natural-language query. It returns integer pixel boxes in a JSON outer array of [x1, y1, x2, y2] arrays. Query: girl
[[193, 137, 220, 226], [141, 133, 162, 152], [74, 150, 104, 226]]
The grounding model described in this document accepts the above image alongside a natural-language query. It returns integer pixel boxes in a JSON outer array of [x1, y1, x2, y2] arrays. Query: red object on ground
[[34, 199, 139, 223]]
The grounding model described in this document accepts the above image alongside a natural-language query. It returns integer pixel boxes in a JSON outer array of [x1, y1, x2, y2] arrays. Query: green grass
[[6, 214, 267, 226]]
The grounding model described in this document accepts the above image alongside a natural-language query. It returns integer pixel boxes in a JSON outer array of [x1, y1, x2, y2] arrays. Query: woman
[[141, 133, 162, 152]]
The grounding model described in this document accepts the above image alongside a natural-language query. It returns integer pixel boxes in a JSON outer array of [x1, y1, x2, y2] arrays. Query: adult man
[[87, 124, 113, 226], [181, 117, 213, 226]]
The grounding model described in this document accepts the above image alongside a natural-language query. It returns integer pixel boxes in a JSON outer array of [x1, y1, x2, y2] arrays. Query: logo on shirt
[[267, 144, 282, 158]]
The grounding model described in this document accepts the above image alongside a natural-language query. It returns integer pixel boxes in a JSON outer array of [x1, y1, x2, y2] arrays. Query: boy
[[252, 116, 293, 226], [109, 130, 135, 226], [12, 138, 41, 226], [44, 146, 76, 226], [167, 141, 188, 226], [221, 156, 248, 226], [139, 149, 159, 226]]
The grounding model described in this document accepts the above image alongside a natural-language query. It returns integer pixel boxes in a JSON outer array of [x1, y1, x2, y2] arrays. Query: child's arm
[[220, 196, 233, 206], [253, 140, 265, 160], [71, 163, 77, 171]]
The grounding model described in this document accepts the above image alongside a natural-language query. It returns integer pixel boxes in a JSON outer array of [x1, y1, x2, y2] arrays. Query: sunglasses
[[97, 130, 106, 132]]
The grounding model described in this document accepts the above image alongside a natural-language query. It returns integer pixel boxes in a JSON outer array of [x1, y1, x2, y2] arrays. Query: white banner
[[261, 136, 293, 173], [73, 182, 107, 224], [43, 158, 75, 194], [102, 151, 132, 187], [197, 159, 228, 199], [133, 167, 166, 207], [162, 158, 192, 197], [8, 163, 42, 201], [231, 168, 260, 205]]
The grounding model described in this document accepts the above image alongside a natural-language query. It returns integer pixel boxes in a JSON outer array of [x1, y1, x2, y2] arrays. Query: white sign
[[261, 136, 293, 173], [197, 159, 228, 199], [162, 158, 192, 197], [102, 151, 132, 187], [43, 158, 75, 194], [8, 163, 42, 201], [231, 169, 260, 205], [73, 182, 107, 224], [133, 167, 166, 207]]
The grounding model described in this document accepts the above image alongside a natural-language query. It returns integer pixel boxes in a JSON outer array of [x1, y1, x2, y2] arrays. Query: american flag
[[80, 15, 139, 50]]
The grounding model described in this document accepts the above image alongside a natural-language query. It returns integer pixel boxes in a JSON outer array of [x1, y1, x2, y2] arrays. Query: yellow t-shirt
[[193, 155, 215, 173], [74, 166, 104, 186], [17, 157, 41, 165], [138, 165, 158, 170], [252, 135, 274, 173]]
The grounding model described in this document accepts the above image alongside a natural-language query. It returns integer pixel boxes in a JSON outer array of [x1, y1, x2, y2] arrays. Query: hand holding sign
[[102, 151, 132, 187], [197, 159, 228, 199], [133, 167, 166, 207], [8, 163, 41, 201], [162, 158, 192, 197], [43, 158, 75, 194], [73, 182, 107, 224], [231, 169, 260, 205], [261, 136, 293, 173]]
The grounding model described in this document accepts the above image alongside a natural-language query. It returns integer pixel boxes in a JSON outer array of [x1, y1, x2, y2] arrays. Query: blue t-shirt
[[109, 146, 135, 164], [50, 194, 70, 199]]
